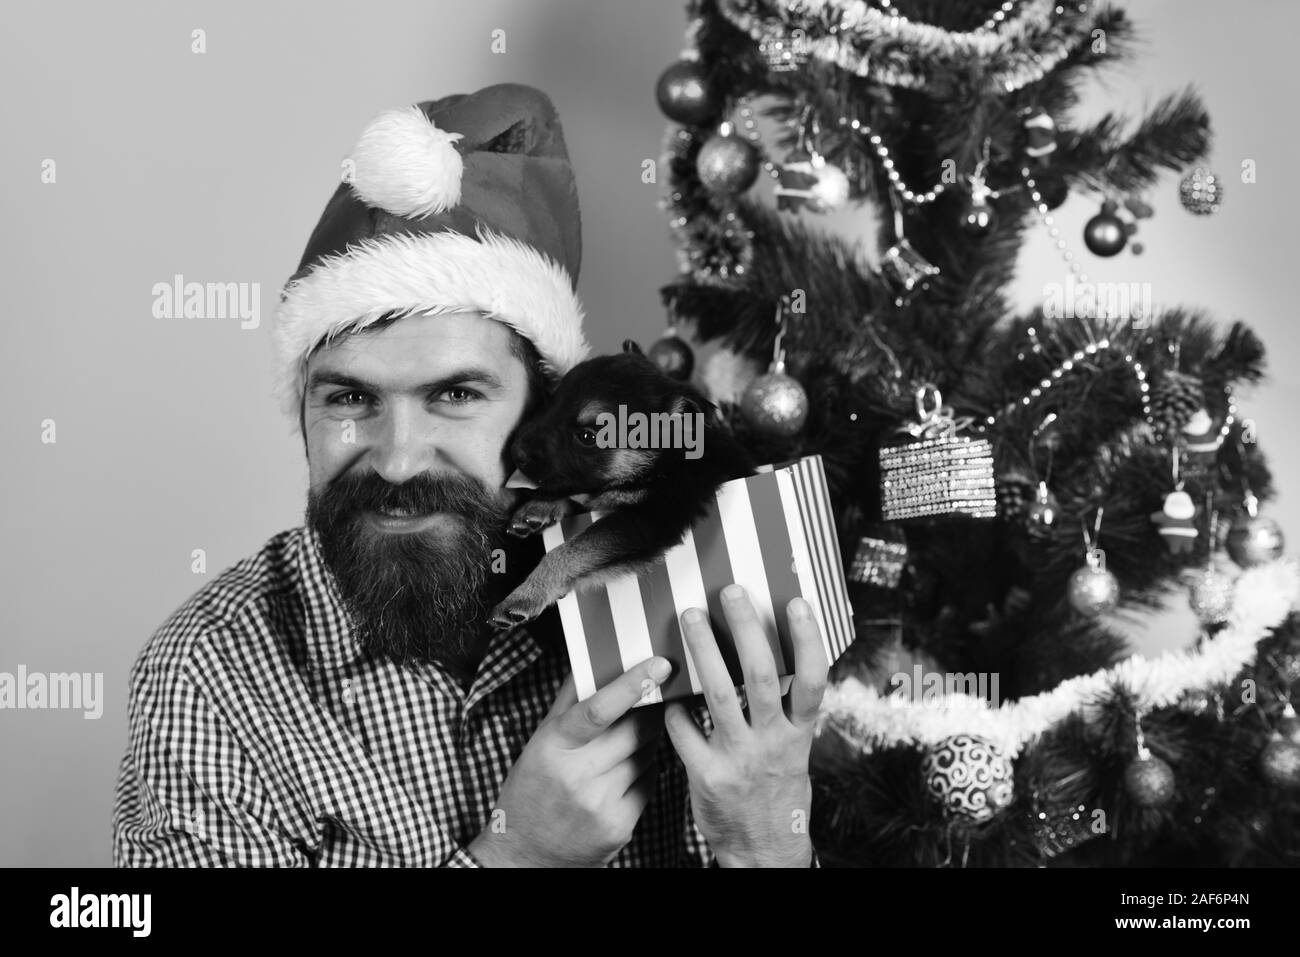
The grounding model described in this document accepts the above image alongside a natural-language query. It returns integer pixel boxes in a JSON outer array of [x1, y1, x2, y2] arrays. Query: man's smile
[[362, 508, 458, 534]]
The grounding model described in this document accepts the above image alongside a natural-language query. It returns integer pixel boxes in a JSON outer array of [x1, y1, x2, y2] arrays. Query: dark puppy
[[488, 340, 755, 630]]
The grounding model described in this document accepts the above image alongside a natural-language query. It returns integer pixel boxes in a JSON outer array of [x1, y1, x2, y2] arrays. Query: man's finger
[[679, 606, 746, 738], [586, 706, 665, 771], [608, 736, 663, 796], [720, 584, 783, 726], [663, 701, 711, 771], [785, 597, 829, 729], [545, 672, 579, 721], [554, 655, 671, 747]]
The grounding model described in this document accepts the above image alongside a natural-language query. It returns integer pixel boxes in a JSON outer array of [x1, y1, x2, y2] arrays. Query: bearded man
[[113, 84, 828, 868]]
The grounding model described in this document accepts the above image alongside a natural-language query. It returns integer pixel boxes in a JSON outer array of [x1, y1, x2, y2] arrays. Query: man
[[113, 83, 828, 867]]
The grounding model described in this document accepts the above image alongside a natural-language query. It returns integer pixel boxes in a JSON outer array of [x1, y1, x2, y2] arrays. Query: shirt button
[[342, 679, 357, 705]]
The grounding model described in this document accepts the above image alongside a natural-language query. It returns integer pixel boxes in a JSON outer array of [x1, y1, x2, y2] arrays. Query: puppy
[[488, 340, 755, 630]]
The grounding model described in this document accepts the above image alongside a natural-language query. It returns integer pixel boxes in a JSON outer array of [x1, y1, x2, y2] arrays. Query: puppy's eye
[[575, 427, 598, 447]]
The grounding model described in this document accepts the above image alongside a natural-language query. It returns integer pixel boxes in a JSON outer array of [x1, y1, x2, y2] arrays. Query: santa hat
[[272, 83, 591, 417]]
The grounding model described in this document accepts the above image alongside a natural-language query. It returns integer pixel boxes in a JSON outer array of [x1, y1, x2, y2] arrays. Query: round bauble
[[1083, 211, 1127, 256], [655, 60, 717, 125], [1036, 176, 1069, 210], [740, 369, 808, 438], [1068, 562, 1120, 617], [1187, 566, 1234, 625], [1259, 734, 1300, 789], [1226, 513, 1285, 567], [920, 734, 1016, 825], [647, 332, 694, 380], [696, 133, 760, 196], [1125, 753, 1176, 808]]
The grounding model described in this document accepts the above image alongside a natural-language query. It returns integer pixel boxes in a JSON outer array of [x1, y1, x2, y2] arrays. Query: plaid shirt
[[113, 525, 714, 867]]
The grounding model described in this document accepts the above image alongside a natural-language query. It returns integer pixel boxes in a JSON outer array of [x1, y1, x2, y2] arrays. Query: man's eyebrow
[[306, 367, 506, 394]]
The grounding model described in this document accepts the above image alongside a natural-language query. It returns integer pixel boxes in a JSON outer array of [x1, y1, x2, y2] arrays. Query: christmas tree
[[650, 0, 1299, 866]]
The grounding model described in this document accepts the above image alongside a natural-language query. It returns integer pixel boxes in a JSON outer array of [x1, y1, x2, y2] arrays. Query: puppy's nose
[[510, 439, 534, 475]]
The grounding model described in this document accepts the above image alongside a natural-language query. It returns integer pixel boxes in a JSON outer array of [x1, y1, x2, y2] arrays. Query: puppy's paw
[[488, 593, 549, 631], [507, 499, 571, 538]]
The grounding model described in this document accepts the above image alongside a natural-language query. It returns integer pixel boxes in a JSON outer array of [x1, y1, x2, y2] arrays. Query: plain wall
[[1, 0, 1295, 866]]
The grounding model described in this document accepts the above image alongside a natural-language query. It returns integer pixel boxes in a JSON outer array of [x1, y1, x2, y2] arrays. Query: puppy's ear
[[672, 384, 718, 420], [622, 339, 644, 355]]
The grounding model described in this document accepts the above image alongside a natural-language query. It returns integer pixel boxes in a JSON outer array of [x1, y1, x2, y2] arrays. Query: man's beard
[[306, 470, 512, 668]]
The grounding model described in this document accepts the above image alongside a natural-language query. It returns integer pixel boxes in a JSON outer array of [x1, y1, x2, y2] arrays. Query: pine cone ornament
[[1150, 370, 1205, 437]]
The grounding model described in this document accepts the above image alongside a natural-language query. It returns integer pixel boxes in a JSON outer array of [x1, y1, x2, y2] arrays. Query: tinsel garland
[[716, 0, 1102, 90], [817, 559, 1300, 757]]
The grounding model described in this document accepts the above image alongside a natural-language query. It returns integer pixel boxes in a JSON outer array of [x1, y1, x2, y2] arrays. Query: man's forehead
[[309, 310, 518, 376]]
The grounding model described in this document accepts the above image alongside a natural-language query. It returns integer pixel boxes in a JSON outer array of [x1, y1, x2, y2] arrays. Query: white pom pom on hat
[[348, 105, 465, 218]]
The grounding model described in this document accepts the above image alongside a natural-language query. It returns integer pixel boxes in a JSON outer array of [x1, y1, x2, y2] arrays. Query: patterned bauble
[[655, 60, 718, 125], [1226, 511, 1285, 567], [1178, 167, 1224, 215], [1150, 370, 1205, 436], [647, 329, 694, 380], [920, 734, 1015, 825], [697, 131, 760, 196], [1067, 550, 1120, 617], [740, 367, 808, 438], [1083, 211, 1127, 256], [1125, 753, 1176, 808], [1187, 566, 1234, 625], [1258, 734, 1300, 789]]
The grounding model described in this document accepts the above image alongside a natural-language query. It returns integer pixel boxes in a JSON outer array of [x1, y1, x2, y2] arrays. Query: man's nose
[[368, 404, 438, 486]]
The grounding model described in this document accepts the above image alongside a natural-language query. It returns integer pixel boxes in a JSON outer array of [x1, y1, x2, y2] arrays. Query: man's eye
[[329, 390, 371, 408], [575, 427, 598, 446], [442, 387, 481, 403]]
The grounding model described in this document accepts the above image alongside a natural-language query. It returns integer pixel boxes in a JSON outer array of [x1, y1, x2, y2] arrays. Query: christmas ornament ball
[[1259, 735, 1300, 789], [959, 198, 997, 237], [740, 369, 808, 438], [920, 734, 1016, 824], [696, 133, 760, 196], [647, 333, 694, 380], [1083, 211, 1128, 256], [1036, 176, 1069, 210], [1226, 513, 1285, 567], [1178, 167, 1224, 215], [655, 60, 717, 125], [1125, 753, 1176, 808], [1188, 567, 1234, 625], [1067, 564, 1120, 617]]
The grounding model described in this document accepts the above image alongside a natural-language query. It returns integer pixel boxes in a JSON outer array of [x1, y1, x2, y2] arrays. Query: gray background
[[1, 0, 1295, 866]]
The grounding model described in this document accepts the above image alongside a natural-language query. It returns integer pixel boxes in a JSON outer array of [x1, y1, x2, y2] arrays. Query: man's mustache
[[319, 471, 510, 519]]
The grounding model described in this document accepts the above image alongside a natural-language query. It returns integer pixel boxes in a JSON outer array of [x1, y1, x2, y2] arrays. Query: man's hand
[[468, 657, 670, 867], [664, 585, 829, 868]]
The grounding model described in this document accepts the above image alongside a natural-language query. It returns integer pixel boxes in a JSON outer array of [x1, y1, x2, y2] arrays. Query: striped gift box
[[540, 455, 855, 705]]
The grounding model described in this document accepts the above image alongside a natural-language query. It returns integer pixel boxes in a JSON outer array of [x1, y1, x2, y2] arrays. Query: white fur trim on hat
[[272, 225, 590, 416], [349, 106, 465, 217]]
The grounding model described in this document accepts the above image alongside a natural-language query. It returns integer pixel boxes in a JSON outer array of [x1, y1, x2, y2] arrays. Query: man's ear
[[623, 339, 643, 355]]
